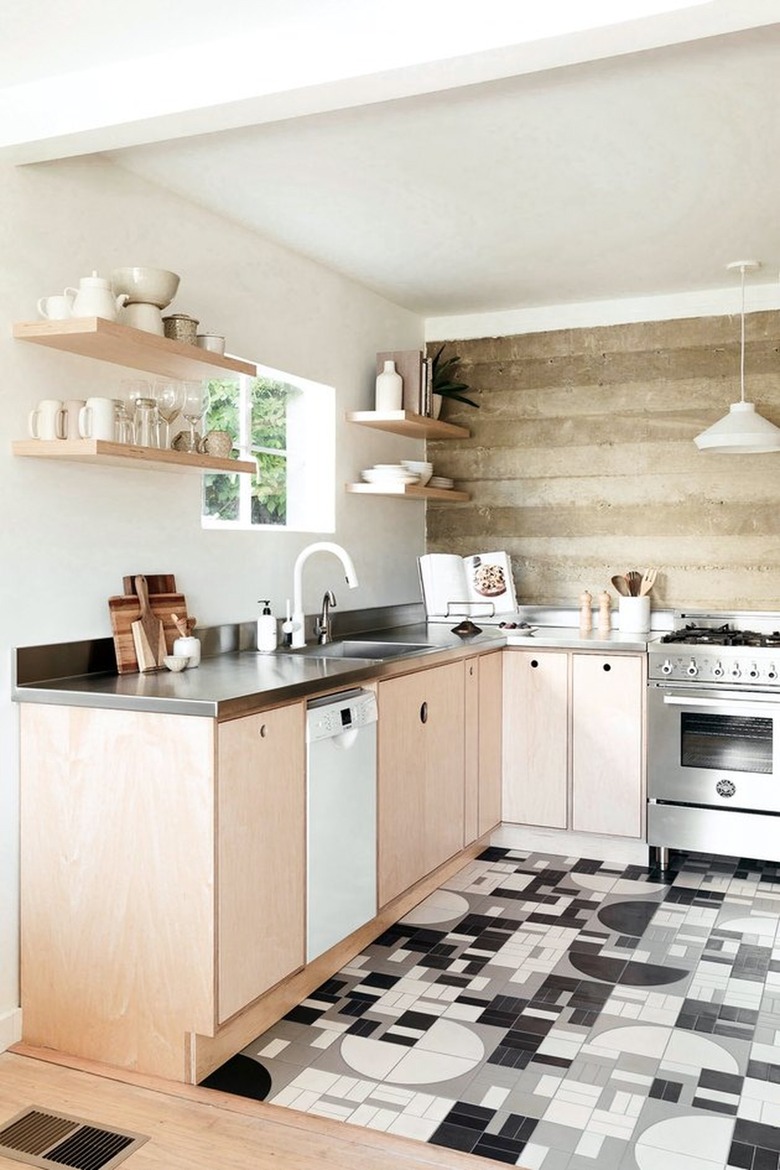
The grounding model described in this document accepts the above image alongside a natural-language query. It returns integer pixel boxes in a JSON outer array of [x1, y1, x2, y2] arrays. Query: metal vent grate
[[0, 1110, 147, 1170]]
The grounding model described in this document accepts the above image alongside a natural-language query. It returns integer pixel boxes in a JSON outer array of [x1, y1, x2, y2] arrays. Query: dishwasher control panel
[[307, 689, 378, 743]]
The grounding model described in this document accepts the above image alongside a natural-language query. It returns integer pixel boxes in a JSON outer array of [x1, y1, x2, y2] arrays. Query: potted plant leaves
[[430, 344, 479, 416]]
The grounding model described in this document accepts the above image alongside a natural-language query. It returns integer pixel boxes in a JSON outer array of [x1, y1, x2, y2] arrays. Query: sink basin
[[292, 640, 433, 660]]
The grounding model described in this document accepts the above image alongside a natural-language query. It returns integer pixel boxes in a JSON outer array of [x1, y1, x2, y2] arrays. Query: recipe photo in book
[[418, 551, 517, 617]]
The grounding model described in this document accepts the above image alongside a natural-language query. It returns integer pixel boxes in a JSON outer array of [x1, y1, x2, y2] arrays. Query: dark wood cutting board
[[123, 573, 177, 596], [108, 592, 189, 674]]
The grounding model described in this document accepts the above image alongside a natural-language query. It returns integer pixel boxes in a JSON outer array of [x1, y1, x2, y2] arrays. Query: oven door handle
[[662, 693, 779, 708]]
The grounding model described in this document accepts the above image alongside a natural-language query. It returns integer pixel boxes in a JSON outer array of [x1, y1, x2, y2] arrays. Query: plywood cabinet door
[[478, 650, 503, 838], [571, 653, 644, 838], [378, 661, 465, 907], [502, 649, 568, 828], [217, 702, 306, 1023]]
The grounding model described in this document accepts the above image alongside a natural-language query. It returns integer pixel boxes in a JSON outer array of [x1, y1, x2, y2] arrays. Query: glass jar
[[133, 397, 160, 448]]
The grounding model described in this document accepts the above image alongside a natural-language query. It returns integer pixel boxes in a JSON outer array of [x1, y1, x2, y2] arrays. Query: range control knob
[[730, 663, 742, 679], [748, 662, 760, 680], [713, 661, 724, 678], [686, 659, 699, 677], [660, 659, 674, 676], [768, 664, 778, 681]]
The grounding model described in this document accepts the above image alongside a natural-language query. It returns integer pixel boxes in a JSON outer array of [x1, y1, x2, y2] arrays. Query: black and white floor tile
[[202, 848, 780, 1169]]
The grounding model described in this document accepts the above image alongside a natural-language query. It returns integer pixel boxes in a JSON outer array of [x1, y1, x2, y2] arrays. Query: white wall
[[0, 155, 425, 1035]]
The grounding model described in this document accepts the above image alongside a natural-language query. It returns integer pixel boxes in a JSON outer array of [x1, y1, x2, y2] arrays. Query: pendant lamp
[[694, 260, 780, 454]]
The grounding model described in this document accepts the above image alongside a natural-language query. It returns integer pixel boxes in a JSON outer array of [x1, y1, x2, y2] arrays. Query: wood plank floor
[[0, 1048, 508, 1170]]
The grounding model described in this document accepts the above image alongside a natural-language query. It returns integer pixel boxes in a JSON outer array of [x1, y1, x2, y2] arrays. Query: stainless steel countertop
[[13, 619, 660, 719]]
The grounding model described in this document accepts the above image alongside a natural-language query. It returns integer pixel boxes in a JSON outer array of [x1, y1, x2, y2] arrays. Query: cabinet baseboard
[[492, 823, 649, 866]]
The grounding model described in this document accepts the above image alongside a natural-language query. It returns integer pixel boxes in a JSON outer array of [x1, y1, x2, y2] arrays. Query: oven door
[[648, 684, 780, 813]]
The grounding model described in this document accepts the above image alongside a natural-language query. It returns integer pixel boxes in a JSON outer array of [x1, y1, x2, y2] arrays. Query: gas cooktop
[[660, 623, 780, 648]]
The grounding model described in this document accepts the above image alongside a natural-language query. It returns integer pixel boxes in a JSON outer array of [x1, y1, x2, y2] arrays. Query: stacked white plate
[[361, 463, 421, 485], [429, 475, 455, 489]]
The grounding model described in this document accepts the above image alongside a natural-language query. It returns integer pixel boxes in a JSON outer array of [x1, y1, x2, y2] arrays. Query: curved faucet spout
[[291, 541, 359, 648]]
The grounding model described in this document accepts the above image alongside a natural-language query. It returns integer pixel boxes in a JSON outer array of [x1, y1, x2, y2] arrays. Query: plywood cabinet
[[217, 705, 305, 1023], [502, 648, 645, 839], [502, 649, 569, 828], [571, 653, 644, 838], [464, 650, 503, 843], [19, 697, 306, 1081], [378, 660, 466, 906]]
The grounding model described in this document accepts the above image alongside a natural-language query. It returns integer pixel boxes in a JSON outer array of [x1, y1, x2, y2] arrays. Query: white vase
[[375, 360, 403, 411]]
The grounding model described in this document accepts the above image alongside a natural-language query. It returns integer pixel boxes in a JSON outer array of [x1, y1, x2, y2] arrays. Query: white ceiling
[[4, 1, 780, 319]]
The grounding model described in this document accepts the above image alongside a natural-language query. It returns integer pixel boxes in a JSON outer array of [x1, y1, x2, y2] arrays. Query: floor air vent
[[0, 1109, 147, 1170]]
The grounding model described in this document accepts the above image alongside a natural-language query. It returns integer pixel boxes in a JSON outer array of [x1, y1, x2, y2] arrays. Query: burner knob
[[749, 662, 760, 680], [713, 661, 724, 678], [660, 659, 674, 676], [730, 663, 742, 679], [769, 665, 778, 681], [686, 658, 698, 677]]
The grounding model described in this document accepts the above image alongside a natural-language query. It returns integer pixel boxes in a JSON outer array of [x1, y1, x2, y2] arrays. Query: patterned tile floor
[[202, 847, 780, 1169]]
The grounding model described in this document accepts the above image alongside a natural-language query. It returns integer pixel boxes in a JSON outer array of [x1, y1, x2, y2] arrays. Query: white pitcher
[[65, 272, 129, 321]]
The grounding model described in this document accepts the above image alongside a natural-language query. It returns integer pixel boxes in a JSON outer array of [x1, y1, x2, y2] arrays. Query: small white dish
[[362, 469, 420, 484], [163, 655, 189, 672]]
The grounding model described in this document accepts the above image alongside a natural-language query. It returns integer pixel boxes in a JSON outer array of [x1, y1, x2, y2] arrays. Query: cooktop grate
[[0, 1108, 147, 1170]]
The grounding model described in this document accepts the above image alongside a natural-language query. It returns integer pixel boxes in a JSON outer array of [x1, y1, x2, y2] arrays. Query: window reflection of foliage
[[202, 377, 289, 526]]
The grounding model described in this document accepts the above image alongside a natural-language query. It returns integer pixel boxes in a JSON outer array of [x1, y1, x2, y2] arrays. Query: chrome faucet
[[291, 541, 358, 649], [316, 590, 337, 644]]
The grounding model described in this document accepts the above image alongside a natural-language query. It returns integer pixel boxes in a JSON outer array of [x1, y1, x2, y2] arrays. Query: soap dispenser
[[257, 600, 278, 653]]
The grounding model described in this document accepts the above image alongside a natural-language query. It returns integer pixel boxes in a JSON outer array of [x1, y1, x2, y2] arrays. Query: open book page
[[419, 551, 517, 616]]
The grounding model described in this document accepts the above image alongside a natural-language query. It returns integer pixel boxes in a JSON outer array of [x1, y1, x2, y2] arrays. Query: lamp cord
[[739, 263, 746, 405]]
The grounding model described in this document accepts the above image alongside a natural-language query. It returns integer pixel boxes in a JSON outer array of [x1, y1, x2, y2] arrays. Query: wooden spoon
[[611, 575, 630, 596], [625, 570, 642, 596]]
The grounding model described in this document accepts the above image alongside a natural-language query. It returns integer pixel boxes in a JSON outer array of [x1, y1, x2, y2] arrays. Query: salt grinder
[[598, 590, 612, 633], [579, 590, 593, 633]]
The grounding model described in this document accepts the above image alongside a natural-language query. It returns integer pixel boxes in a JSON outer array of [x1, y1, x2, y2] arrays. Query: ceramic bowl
[[111, 267, 181, 309], [401, 460, 433, 486], [163, 654, 189, 672]]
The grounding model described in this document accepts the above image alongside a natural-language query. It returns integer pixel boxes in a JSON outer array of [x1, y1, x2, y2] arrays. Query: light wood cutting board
[[108, 591, 189, 674]]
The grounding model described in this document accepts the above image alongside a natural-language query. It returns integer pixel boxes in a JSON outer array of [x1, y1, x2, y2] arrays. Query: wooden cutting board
[[123, 573, 177, 596], [132, 575, 166, 671], [109, 591, 190, 674]]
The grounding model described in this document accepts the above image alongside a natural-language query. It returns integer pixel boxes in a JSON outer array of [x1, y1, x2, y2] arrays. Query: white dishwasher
[[306, 688, 378, 963]]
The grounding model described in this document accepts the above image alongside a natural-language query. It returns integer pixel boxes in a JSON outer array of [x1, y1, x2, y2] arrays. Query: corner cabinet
[[502, 648, 645, 839], [346, 409, 470, 501], [18, 699, 305, 1082], [11, 317, 257, 475]]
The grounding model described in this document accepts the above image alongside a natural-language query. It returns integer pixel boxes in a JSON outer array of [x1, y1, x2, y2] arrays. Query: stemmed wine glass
[[180, 381, 211, 452], [151, 379, 184, 449]]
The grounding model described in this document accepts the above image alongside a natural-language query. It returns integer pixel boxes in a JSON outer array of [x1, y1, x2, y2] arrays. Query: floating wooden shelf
[[12, 439, 257, 476], [347, 482, 469, 501], [13, 318, 257, 380], [346, 409, 469, 440]]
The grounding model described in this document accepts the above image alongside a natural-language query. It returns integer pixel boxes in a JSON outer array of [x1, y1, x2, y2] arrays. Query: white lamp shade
[[694, 401, 780, 454]]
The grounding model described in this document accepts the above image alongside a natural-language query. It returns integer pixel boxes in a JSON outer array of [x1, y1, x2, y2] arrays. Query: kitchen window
[[201, 364, 335, 532]]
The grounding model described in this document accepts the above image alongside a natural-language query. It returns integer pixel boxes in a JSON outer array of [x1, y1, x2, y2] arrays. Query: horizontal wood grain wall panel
[[426, 313, 780, 608]]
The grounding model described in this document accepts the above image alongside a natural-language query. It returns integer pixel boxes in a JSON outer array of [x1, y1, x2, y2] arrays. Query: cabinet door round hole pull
[[259, 723, 267, 737], [603, 663, 611, 672], [530, 659, 539, 669], [420, 701, 428, 724]]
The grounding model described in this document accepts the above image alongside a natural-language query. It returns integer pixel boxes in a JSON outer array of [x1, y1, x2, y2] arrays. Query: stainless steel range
[[648, 611, 780, 868]]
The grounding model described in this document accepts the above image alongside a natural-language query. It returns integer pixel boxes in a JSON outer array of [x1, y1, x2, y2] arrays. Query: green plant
[[430, 344, 479, 408]]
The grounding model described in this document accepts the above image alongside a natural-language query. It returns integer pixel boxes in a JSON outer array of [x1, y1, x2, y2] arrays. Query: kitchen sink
[[291, 640, 433, 660]]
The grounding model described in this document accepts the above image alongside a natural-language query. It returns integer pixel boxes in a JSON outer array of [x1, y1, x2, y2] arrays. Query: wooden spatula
[[132, 575, 166, 671]]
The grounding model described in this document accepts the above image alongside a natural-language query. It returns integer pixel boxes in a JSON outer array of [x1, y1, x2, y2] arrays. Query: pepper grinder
[[579, 590, 593, 633], [598, 590, 612, 633]]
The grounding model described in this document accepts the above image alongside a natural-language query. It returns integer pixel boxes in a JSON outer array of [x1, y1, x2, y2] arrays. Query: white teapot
[[65, 272, 129, 321]]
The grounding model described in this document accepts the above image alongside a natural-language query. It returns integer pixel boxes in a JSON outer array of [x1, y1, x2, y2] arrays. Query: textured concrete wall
[[426, 313, 780, 609]]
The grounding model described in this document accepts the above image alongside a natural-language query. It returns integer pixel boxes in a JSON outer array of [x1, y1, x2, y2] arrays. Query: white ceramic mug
[[78, 396, 116, 441], [37, 294, 74, 321], [28, 399, 65, 440], [122, 302, 164, 335], [62, 398, 86, 440]]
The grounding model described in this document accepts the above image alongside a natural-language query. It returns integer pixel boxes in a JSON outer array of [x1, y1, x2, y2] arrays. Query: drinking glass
[[180, 381, 211, 452], [151, 379, 184, 449]]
